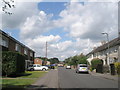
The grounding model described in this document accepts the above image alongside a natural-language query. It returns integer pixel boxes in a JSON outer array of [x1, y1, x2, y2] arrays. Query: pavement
[[89, 71, 119, 81], [72, 67, 119, 81]]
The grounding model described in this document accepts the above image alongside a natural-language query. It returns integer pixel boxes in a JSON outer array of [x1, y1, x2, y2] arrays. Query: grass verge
[[2, 71, 47, 88]]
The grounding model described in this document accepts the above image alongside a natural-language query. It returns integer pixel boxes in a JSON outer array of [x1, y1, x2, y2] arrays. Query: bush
[[2, 51, 25, 76], [89, 67, 93, 72], [91, 58, 103, 70], [114, 62, 120, 75], [103, 65, 110, 73]]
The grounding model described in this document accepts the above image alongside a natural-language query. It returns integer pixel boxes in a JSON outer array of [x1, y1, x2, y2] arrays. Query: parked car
[[76, 64, 89, 74], [50, 64, 55, 69], [27, 64, 48, 71], [27, 65, 34, 71], [66, 65, 71, 69]]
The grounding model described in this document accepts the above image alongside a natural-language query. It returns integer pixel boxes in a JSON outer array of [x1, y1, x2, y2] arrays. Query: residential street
[[58, 67, 118, 88], [27, 67, 118, 89]]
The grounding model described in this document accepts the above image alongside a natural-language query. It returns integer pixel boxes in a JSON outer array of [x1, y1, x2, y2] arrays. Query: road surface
[[58, 67, 118, 88]]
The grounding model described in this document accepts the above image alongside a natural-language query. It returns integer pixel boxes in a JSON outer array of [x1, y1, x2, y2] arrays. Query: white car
[[28, 64, 48, 71], [76, 64, 89, 74], [66, 65, 71, 69]]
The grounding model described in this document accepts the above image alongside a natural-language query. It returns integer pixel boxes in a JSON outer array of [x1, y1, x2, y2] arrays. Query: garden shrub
[[114, 62, 120, 75], [91, 58, 103, 70], [103, 65, 110, 73], [2, 51, 25, 76]]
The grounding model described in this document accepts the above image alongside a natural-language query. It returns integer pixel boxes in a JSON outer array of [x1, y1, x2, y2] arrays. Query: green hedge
[[114, 62, 120, 75], [91, 58, 103, 70], [2, 51, 25, 76]]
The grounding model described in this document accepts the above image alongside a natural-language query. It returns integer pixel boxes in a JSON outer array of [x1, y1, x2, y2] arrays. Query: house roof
[[0, 29, 35, 53], [87, 37, 120, 55]]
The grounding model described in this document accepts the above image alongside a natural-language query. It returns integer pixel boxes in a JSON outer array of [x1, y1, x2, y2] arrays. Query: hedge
[[91, 58, 103, 70], [114, 62, 120, 75], [2, 51, 25, 76]]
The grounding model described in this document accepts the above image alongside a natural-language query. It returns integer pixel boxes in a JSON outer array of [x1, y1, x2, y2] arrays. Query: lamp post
[[101, 32, 110, 65]]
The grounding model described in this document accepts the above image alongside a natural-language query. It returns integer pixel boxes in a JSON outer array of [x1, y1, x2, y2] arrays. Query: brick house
[[34, 58, 43, 65], [0, 30, 35, 69]]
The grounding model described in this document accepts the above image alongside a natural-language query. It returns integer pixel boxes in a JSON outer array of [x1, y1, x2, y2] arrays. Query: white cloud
[[2, 1, 118, 61], [20, 2, 118, 60], [24, 35, 61, 48], [56, 2, 118, 40], [2, 2, 39, 29], [20, 10, 54, 39]]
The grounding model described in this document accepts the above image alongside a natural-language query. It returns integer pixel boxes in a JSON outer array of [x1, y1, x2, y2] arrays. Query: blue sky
[[38, 2, 66, 20], [2, 1, 118, 60]]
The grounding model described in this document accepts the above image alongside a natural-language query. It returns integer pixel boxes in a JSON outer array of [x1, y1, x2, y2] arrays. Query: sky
[[1, 0, 119, 61]]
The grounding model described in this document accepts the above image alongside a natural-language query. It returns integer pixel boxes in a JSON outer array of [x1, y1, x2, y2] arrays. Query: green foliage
[[36, 57, 48, 61], [64, 53, 88, 66], [91, 58, 103, 70], [48, 57, 59, 64], [2, 51, 25, 76], [114, 62, 120, 75], [77, 54, 88, 64], [89, 67, 93, 72]]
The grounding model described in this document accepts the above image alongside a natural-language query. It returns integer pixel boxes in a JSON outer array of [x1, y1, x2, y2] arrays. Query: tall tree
[[2, 0, 15, 15], [49, 57, 59, 64]]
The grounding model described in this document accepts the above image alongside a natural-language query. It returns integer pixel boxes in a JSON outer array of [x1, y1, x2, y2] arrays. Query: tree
[[49, 58, 59, 64], [64, 53, 88, 66], [77, 53, 88, 64], [91, 58, 103, 70], [2, 0, 15, 15]]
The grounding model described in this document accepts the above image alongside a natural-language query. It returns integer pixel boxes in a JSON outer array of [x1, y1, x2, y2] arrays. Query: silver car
[[76, 64, 89, 74]]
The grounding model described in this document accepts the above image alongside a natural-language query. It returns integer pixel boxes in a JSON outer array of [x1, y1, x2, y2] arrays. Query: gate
[[96, 64, 103, 73], [110, 64, 115, 75]]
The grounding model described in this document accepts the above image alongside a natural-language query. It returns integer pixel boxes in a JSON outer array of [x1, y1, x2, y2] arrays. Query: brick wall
[[34, 58, 43, 65], [8, 38, 16, 52]]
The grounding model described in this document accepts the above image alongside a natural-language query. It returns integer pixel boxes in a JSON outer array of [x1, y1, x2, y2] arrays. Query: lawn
[[2, 71, 47, 88]]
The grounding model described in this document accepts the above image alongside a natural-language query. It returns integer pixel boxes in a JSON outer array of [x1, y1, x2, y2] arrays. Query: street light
[[101, 32, 110, 65]]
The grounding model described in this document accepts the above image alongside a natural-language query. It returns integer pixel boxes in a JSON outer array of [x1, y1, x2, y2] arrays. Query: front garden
[[2, 71, 47, 88]]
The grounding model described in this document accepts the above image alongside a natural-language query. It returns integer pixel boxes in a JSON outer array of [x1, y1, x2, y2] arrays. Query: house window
[[2, 38, 8, 47], [24, 48, 28, 55], [15, 44, 21, 52], [30, 52, 33, 57]]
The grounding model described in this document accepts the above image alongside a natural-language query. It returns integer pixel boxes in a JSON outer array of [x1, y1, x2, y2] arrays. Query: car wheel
[[42, 68, 46, 71]]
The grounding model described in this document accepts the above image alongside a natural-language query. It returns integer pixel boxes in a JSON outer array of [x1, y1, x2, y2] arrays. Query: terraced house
[[0, 30, 35, 69], [87, 37, 120, 65]]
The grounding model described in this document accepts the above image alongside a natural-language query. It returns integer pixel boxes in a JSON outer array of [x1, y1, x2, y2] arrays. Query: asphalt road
[[58, 67, 118, 88]]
